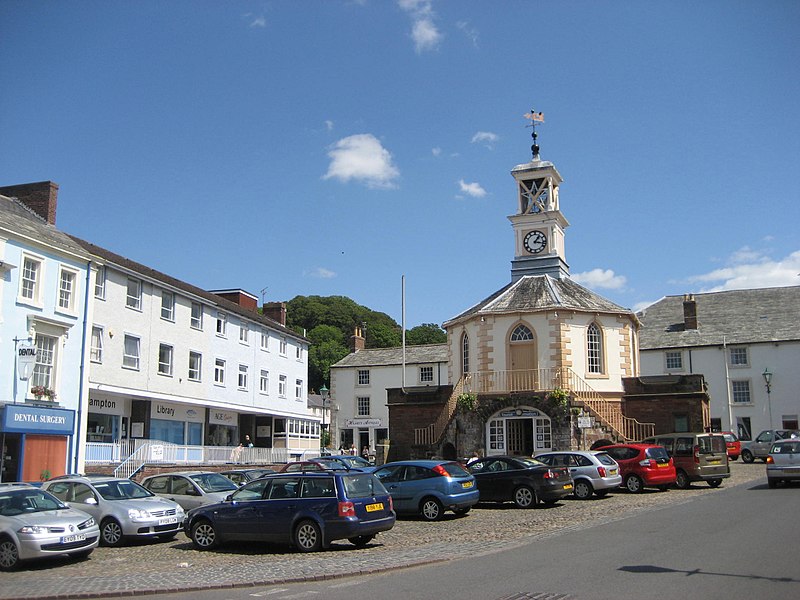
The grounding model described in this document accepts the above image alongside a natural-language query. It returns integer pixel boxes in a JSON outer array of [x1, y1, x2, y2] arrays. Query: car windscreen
[[697, 436, 727, 454], [190, 473, 239, 492], [644, 447, 670, 461], [594, 453, 617, 466], [340, 456, 371, 467], [515, 457, 547, 468], [0, 489, 67, 515], [341, 474, 388, 498], [93, 479, 154, 500], [722, 433, 737, 442], [439, 462, 471, 477]]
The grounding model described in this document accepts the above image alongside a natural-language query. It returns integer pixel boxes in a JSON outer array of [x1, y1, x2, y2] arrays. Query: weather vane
[[523, 109, 545, 159]]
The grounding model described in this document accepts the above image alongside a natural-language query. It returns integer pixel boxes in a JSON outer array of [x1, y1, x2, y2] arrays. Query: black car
[[468, 455, 573, 507], [219, 468, 277, 486], [184, 471, 395, 552]]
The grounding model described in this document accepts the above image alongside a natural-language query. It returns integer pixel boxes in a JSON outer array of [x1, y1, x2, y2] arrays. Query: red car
[[596, 444, 676, 493], [720, 431, 741, 461]]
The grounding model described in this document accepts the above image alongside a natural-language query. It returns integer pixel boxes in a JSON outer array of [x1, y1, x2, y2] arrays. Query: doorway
[[507, 419, 533, 455]]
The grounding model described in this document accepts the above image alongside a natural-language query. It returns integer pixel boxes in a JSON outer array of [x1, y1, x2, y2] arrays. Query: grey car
[[0, 484, 100, 570], [741, 430, 800, 463], [766, 438, 800, 488], [535, 451, 623, 499], [42, 477, 184, 547], [140, 471, 239, 510]]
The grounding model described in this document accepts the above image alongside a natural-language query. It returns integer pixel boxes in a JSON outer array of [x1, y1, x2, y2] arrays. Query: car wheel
[[420, 497, 444, 521], [453, 507, 471, 516], [729, 456, 738, 462], [624, 474, 643, 493], [767, 478, 779, 489], [190, 519, 218, 550], [708, 479, 722, 488], [594, 490, 609, 498], [100, 518, 124, 547], [675, 470, 690, 489], [0, 536, 20, 571], [68, 549, 93, 560], [741, 449, 754, 463], [513, 486, 536, 508], [573, 479, 594, 500], [348, 535, 375, 548], [294, 520, 322, 552], [657, 485, 670, 492]]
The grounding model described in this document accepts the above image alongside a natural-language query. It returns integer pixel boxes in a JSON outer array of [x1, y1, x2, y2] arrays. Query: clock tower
[[509, 111, 570, 281]]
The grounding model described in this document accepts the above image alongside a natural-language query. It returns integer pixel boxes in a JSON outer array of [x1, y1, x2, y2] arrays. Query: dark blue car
[[183, 471, 395, 552]]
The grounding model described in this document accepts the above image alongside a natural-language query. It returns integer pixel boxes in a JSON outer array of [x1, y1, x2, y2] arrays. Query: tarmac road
[[0, 462, 766, 600]]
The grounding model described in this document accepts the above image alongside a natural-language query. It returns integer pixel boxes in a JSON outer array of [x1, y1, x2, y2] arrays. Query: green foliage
[[456, 393, 477, 412], [544, 388, 572, 423], [406, 323, 447, 345]]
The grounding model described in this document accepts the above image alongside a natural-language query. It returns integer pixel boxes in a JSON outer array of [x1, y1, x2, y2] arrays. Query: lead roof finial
[[523, 109, 545, 160]]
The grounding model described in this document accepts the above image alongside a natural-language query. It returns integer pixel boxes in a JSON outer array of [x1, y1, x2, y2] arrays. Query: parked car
[[311, 455, 374, 470], [371, 460, 479, 520], [741, 430, 800, 463], [42, 476, 184, 547], [140, 471, 238, 510], [184, 471, 395, 552], [597, 444, 676, 493], [219, 468, 277, 486], [277, 461, 341, 473], [720, 431, 741, 461], [534, 450, 622, 499], [640, 433, 730, 489], [467, 455, 573, 507], [766, 438, 800, 488], [0, 484, 99, 570]]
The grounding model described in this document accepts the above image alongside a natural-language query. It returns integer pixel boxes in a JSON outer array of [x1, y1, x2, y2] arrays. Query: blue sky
[[2, 1, 799, 328]]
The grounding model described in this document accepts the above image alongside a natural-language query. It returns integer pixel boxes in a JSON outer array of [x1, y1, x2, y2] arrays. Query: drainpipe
[[73, 261, 92, 473]]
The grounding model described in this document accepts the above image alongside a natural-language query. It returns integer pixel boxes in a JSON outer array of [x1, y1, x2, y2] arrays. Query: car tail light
[[388, 495, 394, 512], [639, 458, 656, 468], [432, 464, 449, 477], [338, 501, 355, 517], [542, 469, 555, 479], [597, 466, 607, 478], [693, 445, 700, 464], [766, 456, 774, 464]]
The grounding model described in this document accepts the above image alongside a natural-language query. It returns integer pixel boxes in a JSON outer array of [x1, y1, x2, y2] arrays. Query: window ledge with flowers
[[30, 386, 57, 401]]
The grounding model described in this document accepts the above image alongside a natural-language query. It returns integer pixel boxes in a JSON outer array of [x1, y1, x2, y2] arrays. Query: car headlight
[[128, 508, 153, 521], [80, 517, 96, 529], [18, 525, 50, 534]]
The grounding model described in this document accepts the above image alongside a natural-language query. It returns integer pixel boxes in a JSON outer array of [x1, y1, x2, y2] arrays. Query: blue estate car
[[371, 460, 480, 521], [183, 471, 395, 552]]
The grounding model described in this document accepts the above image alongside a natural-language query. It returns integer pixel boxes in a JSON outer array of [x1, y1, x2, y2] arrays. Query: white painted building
[[638, 288, 800, 441]]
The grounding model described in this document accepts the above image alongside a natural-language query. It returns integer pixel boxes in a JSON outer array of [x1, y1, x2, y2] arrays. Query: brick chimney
[[263, 301, 287, 326], [0, 181, 59, 225], [350, 327, 365, 353], [683, 294, 698, 330], [210, 289, 258, 312]]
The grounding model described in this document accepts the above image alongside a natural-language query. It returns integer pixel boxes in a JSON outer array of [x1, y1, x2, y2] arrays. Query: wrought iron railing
[[414, 376, 465, 446]]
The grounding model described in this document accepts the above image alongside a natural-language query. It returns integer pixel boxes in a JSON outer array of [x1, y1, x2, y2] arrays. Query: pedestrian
[[244, 434, 254, 448], [361, 446, 370, 460], [349, 443, 356, 456]]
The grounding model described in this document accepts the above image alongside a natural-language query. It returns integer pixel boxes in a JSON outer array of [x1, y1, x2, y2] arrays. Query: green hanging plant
[[456, 393, 477, 412]]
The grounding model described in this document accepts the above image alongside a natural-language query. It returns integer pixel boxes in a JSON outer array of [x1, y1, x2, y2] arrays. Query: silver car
[[741, 430, 800, 463], [140, 471, 239, 510], [534, 450, 623, 499], [0, 484, 99, 570], [42, 477, 184, 547], [766, 438, 800, 488]]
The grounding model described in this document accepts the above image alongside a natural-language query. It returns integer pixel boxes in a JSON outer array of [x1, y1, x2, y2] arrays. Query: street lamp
[[319, 384, 329, 452], [762, 368, 774, 430]]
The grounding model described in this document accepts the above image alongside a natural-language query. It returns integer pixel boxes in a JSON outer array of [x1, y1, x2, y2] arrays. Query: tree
[[406, 323, 447, 345]]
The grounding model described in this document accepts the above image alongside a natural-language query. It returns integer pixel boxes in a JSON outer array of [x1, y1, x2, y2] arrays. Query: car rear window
[[698, 436, 727, 454], [439, 462, 470, 477], [341, 474, 388, 498], [722, 433, 737, 442], [645, 447, 670, 461], [595, 452, 617, 466]]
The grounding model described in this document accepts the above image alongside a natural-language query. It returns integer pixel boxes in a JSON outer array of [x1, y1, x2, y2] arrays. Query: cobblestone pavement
[[1, 463, 766, 600]]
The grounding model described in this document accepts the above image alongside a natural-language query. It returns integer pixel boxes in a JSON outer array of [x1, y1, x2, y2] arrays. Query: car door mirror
[[85, 497, 98, 505]]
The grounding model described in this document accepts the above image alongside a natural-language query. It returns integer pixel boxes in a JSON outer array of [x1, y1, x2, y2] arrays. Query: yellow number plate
[[708, 459, 721, 464], [610, 469, 618, 475], [462, 481, 474, 489], [365, 503, 384, 512], [563, 484, 573, 490]]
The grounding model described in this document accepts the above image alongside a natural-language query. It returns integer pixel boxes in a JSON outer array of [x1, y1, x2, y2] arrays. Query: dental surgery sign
[[17, 340, 36, 381], [1, 404, 75, 435]]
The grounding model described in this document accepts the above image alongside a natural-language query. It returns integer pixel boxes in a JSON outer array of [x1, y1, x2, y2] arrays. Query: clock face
[[523, 230, 547, 254]]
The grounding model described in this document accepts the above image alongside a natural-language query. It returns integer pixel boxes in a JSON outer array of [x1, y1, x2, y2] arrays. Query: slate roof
[[67, 235, 308, 343], [443, 274, 633, 327], [0, 194, 90, 260], [331, 343, 448, 369], [638, 286, 800, 349]]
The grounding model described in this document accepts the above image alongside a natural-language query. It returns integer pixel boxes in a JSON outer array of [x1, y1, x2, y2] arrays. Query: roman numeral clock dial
[[523, 230, 547, 254]]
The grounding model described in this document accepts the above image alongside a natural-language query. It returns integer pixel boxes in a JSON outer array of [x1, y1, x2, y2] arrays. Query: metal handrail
[[413, 376, 465, 446]]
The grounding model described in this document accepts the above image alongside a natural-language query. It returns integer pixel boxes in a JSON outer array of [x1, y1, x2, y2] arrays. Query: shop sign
[[1, 404, 75, 435], [17, 341, 36, 381], [151, 401, 204, 422], [345, 418, 382, 427], [499, 408, 542, 418], [209, 409, 236, 426]]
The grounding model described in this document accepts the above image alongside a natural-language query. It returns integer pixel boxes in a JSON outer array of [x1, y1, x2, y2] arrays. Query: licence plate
[[707, 459, 721, 464], [563, 484, 573, 490], [462, 481, 474, 489], [658, 463, 670, 468], [365, 502, 384, 512], [159, 517, 178, 525], [609, 469, 618, 475], [61, 534, 86, 544]]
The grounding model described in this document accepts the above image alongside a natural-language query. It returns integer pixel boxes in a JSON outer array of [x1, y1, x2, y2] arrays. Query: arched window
[[587, 322, 603, 374], [461, 332, 470, 375], [510, 324, 534, 342]]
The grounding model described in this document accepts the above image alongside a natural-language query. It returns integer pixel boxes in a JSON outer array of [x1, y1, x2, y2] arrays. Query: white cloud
[[572, 268, 627, 290], [308, 267, 336, 279], [431, 147, 442, 157], [471, 131, 499, 147], [456, 21, 479, 46], [249, 15, 266, 28], [323, 133, 400, 189], [687, 248, 800, 292], [325, 120, 334, 131], [398, 0, 442, 53], [458, 179, 487, 198]]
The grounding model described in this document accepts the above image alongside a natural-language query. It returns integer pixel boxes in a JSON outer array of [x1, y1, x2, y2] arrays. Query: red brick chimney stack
[[263, 301, 287, 326], [0, 181, 59, 225], [350, 327, 365, 353], [683, 294, 698, 330]]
